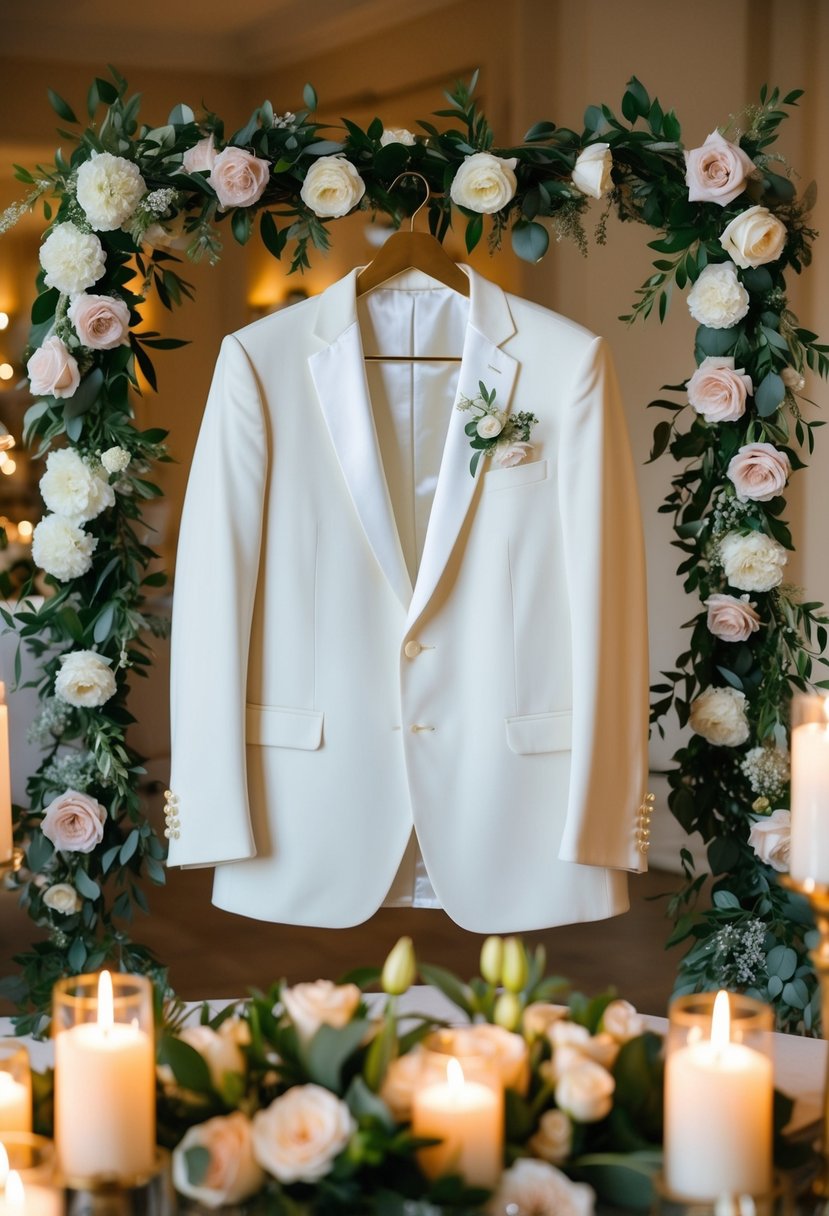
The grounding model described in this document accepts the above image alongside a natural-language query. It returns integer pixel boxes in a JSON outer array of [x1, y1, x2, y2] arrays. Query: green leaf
[[303, 83, 318, 112], [47, 89, 78, 124], [260, 211, 287, 260], [31, 288, 60, 326], [571, 1150, 661, 1210], [755, 371, 785, 417], [303, 1020, 371, 1093], [231, 209, 252, 245], [68, 937, 88, 972], [345, 1074, 395, 1130], [465, 214, 483, 254], [695, 325, 738, 357], [169, 103, 195, 126], [417, 963, 475, 1018], [712, 889, 741, 910], [184, 1145, 211, 1187], [74, 868, 101, 901], [766, 945, 797, 981], [157, 1035, 213, 1092], [119, 828, 139, 864], [511, 219, 549, 263], [93, 602, 117, 644], [646, 420, 671, 464]]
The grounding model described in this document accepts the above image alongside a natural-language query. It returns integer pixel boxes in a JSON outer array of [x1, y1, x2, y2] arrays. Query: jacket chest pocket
[[483, 458, 549, 492], [505, 710, 571, 754]]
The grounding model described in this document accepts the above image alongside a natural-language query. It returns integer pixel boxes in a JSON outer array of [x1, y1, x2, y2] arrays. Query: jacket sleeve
[[556, 335, 650, 873], [166, 334, 268, 867]]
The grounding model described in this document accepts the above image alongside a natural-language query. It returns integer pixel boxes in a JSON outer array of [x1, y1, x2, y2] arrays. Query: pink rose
[[68, 294, 131, 350], [685, 131, 754, 206], [41, 789, 106, 854], [27, 336, 80, 399], [494, 441, 533, 468], [183, 136, 217, 175], [727, 442, 791, 502], [705, 593, 761, 642], [209, 147, 270, 209], [687, 356, 752, 423]]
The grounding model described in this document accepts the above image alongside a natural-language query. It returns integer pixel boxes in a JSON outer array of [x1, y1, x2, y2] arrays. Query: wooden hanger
[[357, 172, 468, 363]]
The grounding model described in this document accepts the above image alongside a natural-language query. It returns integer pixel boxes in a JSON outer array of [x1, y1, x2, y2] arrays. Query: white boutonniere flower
[[457, 381, 539, 476]]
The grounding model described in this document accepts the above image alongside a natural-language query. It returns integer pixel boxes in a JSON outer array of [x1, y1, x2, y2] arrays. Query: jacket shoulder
[[228, 293, 320, 361], [505, 292, 604, 355]]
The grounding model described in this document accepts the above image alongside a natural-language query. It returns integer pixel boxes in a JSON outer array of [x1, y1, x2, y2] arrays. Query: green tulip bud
[[381, 935, 416, 995], [480, 935, 504, 986], [493, 990, 523, 1031], [501, 936, 529, 993]]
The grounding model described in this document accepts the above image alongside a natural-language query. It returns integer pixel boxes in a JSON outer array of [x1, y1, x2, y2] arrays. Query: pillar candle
[[664, 991, 773, 1199], [790, 716, 829, 883], [54, 971, 155, 1180], [412, 1057, 503, 1189], [0, 684, 11, 864]]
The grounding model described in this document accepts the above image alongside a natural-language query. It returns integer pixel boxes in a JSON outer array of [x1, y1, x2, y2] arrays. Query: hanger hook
[[387, 171, 430, 232]]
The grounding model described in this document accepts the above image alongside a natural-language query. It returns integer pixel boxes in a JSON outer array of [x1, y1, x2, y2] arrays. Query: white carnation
[[380, 127, 416, 147], [32, 515, 97, 581], [40, 448, 115, 523], [39, 223, 106, 294], [55, 650, 117, 708], [689, 686, 750, 748], [76, 152, 146, 231], [100, 446, 131, 475], [687, 262, 750, 330], [720, 530, 787, 592]]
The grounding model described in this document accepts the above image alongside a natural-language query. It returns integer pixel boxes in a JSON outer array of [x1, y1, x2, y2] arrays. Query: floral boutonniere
[[457, 381, 539, 477]]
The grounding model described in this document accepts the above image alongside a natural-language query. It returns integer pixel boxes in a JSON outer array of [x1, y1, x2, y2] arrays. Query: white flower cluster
[[709, 488, 753, 538], [711, 919, 766, 987], [76, 151, 146, 231], [39, 222, 106, 294], [42, 750, 99, 793], [741, 745, 790, 801], [27, 697, 73, 744], [143, 188, 178, 215], [273, 112, 296, 129], [33, 449, 115, 583]]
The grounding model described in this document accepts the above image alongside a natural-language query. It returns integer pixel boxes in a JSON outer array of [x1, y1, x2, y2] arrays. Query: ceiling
[[3, 0, 456, 75]]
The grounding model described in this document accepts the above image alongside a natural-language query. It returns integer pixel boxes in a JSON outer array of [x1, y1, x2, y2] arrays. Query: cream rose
[[178, 1025, 246, 1090], [727, 442, 791, 502], [450, 152, 518, 214], [705, 593, 761, 643], [32, 515, 97, 581], [549, 1020, 618, 1071], [39, 222, 106, 294], [476, 414, 504, 439], [685, 131, 754, 206], [55, 650, 117, 708], [522, 1002, 570, 1041], [600, 1000, 645, 1043], [687, 263, 750, 329], [687, 356, 752, 423], [380, 127, 416, 147], [183, 136, 218, 175], [209, 147, 270, 210], [720, 204, 787, 269], [748, 808, 791, 872], [172, 1112, 265, 1209], [100, 446, 131, 475], [68, 293, 131, 350], [41, 789, 106, 854], [300, 156, 366, 218], [76, 152, 146, 231], [488, 1159, 595, 1216], [27, 337, 80, 399], [528, 1108, 574, 1165], [571, 143, 613, 200], [720, 530, 787, 592], [555, 1058, 615, 1123], [281, 979, 361, 1043], [688, 686, 750, 748], [40, 448, 115, 523], [251, 1084, 355, 1183], [427, 1024, 530, 1094], [42, 882, 82, 915]]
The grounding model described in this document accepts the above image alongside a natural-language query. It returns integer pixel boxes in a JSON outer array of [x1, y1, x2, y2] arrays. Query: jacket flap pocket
[[484, 458, 548, 491], [505, 710, 571, 755], [246, 704, 324, 750]]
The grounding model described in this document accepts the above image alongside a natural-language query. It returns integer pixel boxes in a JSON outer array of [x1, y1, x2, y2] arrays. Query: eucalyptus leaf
[[511, 219, 549, 263], [755, 371, 785, 417]]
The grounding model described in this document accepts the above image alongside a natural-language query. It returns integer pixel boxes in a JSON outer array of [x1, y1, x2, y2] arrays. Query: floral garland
[[0, 69, 826, 1033]]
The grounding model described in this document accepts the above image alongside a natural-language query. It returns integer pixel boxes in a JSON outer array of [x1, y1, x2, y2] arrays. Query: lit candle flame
[[5, 1170, 24, 1212], [98, 969, 114, 1033], [446, 1057, 465, 1090], [0, 1141, 8, 1187], [711, 989, 731, 1051]]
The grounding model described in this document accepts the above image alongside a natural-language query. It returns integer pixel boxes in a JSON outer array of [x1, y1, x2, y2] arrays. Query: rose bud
[[381, 936, 416, 996], [480, 936, 504, 985]]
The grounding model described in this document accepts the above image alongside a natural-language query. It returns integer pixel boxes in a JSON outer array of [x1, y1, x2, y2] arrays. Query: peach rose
[[172, 1112, 265, 1208], [281, 979, 361, 1043], [555, 1058, 615, 1123], [41, 789, 106, 854], [600, 1000, 645, 1043], [727, 442, 791, 502], [183, 136, 217, 175], [177, 1025, 246, 1090], [522, 1002, 570, 1041], [251, 1084, 354, 1183], [685, 131, 754, 206], [426, 1024, 529, 1094], [27, 337, 80, 399], [528, 1108, 573, 1165], [68, 293, 131, 350], [687, 356, 752, 423], [209, 147, 270, 209], [720, 204, 787, 269], [705, 593, 761, 642], [380, 1049, 443, 1121]]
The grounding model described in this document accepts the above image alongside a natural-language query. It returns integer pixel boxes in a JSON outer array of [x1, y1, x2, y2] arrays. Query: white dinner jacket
[[167, 265, 650, 932]]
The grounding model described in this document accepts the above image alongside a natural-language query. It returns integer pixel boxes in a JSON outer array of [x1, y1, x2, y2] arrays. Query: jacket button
[[404, 640, 423, 659]]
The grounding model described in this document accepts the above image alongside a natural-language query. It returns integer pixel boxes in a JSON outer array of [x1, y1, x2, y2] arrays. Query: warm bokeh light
[[0, 364, 13, 381], [17, 521, 32, 542], [1, 460, 16, 476], [0, 313, 8, 331]]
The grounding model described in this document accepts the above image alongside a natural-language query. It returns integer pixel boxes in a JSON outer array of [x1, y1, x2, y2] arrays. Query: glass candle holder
[[663, 990, 774, 1202], [411, 1031, 505, 1190], [790, 691, 829, 884], [0, 1045, 31, 1134], [52, 970, 156, 1184], [0, 1132, 60, 1216]]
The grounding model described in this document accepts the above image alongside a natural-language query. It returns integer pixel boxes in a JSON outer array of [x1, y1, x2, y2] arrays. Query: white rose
[[42, 883, 82, 915], [555, 1058, 615, 1123], [748, 808, 791, 873], [688, 686, 750, 748], [705, 593, 761, 643], [40, 448, 115, 524], [571, 143, 613, 199], [686, 356, 752, 423], [427, 1023, 530, 1094], [39, 223, 106, 295], [493, 440, 533, 467], [281, 979, 361, 1043], [450, 152, 518, 214], [686, 263, 750, 329], [67, 293, 131, 350], [32, 515, 97, 581], [251, 1084, 355, 1183], [300, 156, 366, 218], [178, 1025, 246, 1091], [100, 446, 131, 475], [528, 1108, 574, 1165], [55, 650, 117, 708], [781, 366, 806, 393], [720, 530, 788, 593], [183, 136, 218, 175], [522, 1002, 570, 1041], [476, 414, 504, 439], [489, 1158, 595, 1216], [720, 204, 787, 269], [380, 127, 416, 147], [600, 1000, 644, 1043], [76, 152, 146, 231], [27, 337, 80, 399], [172, 1112, 265, 1209]]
